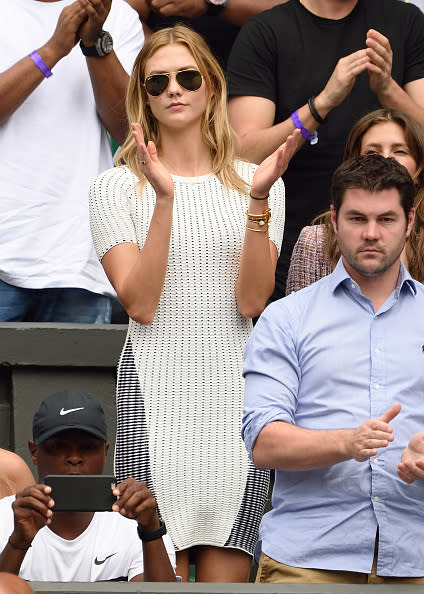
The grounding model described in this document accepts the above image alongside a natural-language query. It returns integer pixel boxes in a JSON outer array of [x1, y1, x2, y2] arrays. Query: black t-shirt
[[227, 0, 424, 298], [147, 13, 239, 70]]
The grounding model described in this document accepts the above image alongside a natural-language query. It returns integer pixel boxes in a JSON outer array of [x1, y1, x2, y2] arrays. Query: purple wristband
[[290, 110, 318, 145], [29, 51, 53, 79]]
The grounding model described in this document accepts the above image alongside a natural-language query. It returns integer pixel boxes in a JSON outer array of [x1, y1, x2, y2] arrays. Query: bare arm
[[0, 485, 53, 574], [100, 124, 174, 324], [101, 215, 172, 325], [123, 0, 153, 40], [0, 450, 35, 493], [253, 403, 401, 470], [365, 28, 424, 127], [0, 2, 87, 125], [84, 53, 131, 145], [219, 0, 289, 27], [146, 0, 287, 25], [78, 0, 133, 145], [235, 130, 300, 317], [229, 49, 370, 163], [112, 478, 176, 582], [229, 96, 295, 165], [385, 78, 424, 126], [126, 0, 152, 21], [136, 534, 176, 582]]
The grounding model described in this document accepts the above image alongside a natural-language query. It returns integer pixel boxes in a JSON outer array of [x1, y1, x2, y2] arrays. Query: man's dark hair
[[331, 154, 415, 219]]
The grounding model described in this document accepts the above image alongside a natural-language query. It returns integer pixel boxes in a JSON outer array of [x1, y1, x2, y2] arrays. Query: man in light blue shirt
[[243, 154, 424, 583]]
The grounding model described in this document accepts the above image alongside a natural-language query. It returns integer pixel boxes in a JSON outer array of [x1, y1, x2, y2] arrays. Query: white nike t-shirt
[[0, 496, 176, 581]]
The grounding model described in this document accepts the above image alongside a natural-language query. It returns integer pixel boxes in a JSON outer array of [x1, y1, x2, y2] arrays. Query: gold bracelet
[[246, 208, 271, 227], [247, 225, 268, 233]]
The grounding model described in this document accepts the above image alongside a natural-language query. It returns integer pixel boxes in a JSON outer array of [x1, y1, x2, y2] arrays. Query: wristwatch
[[137, 520, 167, 542], [80, 30, 113, 57], [204, 0, 229, 16]]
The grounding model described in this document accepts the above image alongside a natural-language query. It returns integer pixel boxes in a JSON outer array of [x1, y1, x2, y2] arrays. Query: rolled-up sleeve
[[242, 299, 301, 458]]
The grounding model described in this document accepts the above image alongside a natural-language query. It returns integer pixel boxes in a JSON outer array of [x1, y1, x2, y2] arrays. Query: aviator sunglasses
[[143, 69, 203, 97]]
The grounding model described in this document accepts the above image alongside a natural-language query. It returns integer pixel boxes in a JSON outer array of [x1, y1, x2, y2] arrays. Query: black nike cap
[[32, 390, 107, 444]]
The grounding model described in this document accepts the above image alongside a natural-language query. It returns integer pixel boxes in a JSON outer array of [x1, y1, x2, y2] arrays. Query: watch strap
[[79, 40, 101, 57], [137, 519, 167, 542], [204, 0, 228, 16], [80, 30, 112, 57]]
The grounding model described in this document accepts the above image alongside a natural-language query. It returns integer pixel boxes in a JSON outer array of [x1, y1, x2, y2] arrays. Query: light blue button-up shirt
[[243, 259, 424, 577]]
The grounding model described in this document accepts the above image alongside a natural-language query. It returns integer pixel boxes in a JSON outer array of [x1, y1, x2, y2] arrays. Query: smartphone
[[44, 474, 117, 512]]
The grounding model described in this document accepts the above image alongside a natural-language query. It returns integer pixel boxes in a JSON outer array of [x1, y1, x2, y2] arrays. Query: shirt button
[[375, 348, 380, 354], [374, 496, 380, 502], [374, 458, 379, 464], [375, 384, 380, 390], [351, 283, 355, 289]]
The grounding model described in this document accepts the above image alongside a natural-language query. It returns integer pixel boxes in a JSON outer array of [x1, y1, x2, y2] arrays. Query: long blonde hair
[[314, 109, 424, 282], [116, 25, 247, 194]]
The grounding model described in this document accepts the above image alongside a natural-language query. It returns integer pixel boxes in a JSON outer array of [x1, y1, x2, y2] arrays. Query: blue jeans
[[0, 279, 112, 323]]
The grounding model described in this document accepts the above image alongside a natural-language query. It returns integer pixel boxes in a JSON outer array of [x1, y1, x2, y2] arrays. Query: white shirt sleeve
[[105, 0, 145, 74]]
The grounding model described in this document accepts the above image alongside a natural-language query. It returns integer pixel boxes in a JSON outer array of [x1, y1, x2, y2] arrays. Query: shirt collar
[[329, 258, 417, 297]]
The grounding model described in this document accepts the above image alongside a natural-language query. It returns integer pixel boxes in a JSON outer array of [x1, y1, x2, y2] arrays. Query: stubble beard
[[341, 241, 405, 279]]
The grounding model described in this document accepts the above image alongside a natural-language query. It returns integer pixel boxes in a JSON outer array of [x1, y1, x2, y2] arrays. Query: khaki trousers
[[256, 549, 424, 584]]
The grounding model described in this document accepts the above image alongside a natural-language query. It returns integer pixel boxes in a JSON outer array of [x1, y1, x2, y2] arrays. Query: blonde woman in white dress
[[89, 24, 299, 582]]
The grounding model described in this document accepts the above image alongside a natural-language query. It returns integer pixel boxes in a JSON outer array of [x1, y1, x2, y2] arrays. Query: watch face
[[98, 31, 113, 56]]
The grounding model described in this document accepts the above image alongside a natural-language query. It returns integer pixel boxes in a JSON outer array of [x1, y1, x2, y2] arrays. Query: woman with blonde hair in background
[[90, 24, 298, 581], [286, 109, 424, 294]]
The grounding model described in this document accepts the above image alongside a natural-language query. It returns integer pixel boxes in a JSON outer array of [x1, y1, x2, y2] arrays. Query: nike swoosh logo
[[94, 553, 117, 565], [59, 407, 84, 416]]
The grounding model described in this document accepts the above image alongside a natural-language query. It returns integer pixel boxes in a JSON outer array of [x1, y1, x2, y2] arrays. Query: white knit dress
[[89, 161, 285, 553]]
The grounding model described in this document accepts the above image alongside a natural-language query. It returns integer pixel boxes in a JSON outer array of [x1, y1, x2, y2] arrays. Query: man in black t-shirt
[[126, 0, 287, 69], [227, 0, 424, 299]]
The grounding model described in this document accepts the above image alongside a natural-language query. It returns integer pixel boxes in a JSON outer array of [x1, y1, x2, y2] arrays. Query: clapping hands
[[132, 123, 174, 200], [398, 432, 424, 484], [250, 128, 301, 199]]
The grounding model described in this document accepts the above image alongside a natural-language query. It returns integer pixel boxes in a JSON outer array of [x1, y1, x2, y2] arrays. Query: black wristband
[[8, 537, 31, 551], [205, 3, 221, 15], [308, 96, 326, 125], [204, 0, 228, 15], [137, 519, 167, 542], [250, 192, 269, 201]]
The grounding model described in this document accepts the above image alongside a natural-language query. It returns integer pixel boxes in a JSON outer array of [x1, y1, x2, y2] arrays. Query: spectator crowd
[[1, 0, 424, 586]]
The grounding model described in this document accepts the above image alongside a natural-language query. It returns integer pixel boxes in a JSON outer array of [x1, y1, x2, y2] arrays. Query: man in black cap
[[0, 390, 176, 582]]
